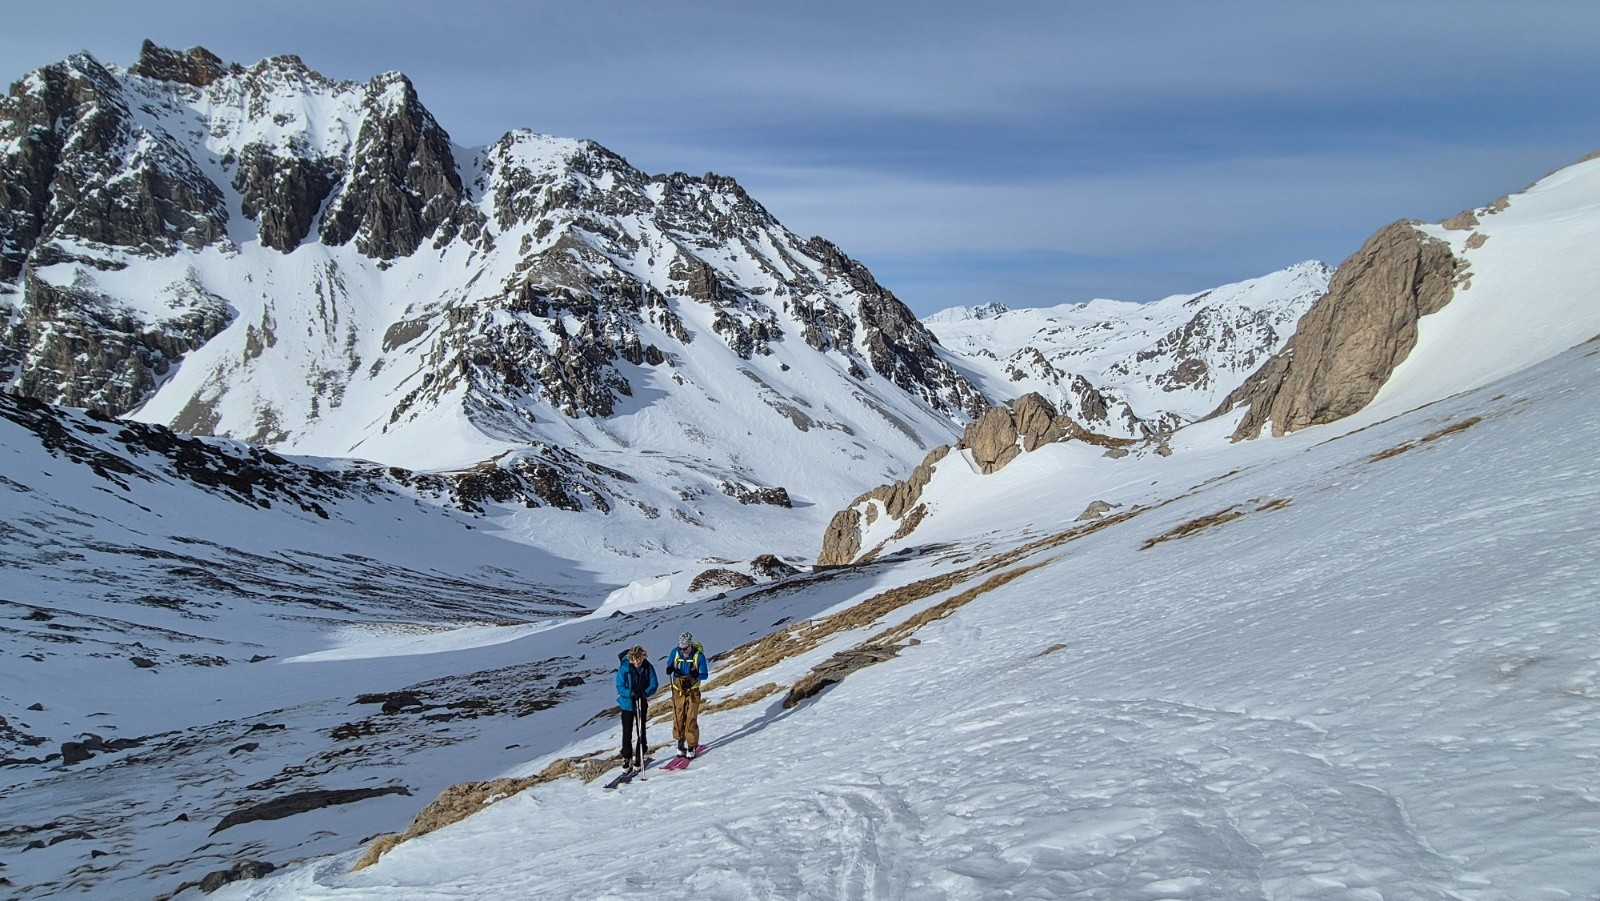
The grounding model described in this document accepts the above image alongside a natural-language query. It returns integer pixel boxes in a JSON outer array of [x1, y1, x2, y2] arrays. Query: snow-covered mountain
[[199, 154, 1600, 897], [926, 261, 1331, 437], [0, 42, 986, 576], [6, 41, 1600, 901]]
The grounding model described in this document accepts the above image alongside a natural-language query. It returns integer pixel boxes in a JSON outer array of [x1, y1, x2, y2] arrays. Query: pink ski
[[662, 745, 705, 770]]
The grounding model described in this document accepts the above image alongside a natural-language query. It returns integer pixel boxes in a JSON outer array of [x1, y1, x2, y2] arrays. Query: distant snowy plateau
[[2, 43, 1599, 900]]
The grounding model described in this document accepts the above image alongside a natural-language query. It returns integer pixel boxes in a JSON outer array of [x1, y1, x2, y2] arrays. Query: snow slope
[[218, 324, 1600, 901], [1380, 156, 1600, 415], [0, 394, 935, 898]]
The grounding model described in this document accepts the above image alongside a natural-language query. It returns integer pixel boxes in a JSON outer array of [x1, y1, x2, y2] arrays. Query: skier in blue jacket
[[615, 645, 658, 771], [665, 632, 709, 757]]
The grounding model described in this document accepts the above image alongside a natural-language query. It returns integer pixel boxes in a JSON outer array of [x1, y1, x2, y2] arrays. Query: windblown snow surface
[[214, 164, 1600, 900]]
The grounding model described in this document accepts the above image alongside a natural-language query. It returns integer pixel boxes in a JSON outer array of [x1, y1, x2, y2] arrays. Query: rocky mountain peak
[[128, 40, 231, 87]]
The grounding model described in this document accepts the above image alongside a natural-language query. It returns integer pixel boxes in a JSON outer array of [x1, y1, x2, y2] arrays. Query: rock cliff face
[[1220, 223, 1458, 439], [0, 49, 229, 280], [7, 269, 232, 414]]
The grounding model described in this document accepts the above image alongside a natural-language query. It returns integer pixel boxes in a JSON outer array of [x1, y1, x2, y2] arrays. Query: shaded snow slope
[[217, 337, 1600, 899], [927, 262, 1330, 437]]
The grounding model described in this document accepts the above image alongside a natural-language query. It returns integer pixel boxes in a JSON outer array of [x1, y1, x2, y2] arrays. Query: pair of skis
[[603, 745, 705, 789]]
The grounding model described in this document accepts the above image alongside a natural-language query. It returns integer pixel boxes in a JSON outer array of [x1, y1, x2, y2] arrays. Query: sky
[[4, 1, 1600, 315]]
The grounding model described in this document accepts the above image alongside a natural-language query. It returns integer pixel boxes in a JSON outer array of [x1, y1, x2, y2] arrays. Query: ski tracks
[[701, 780, 921, 900], [876, 697, 1468, 899]]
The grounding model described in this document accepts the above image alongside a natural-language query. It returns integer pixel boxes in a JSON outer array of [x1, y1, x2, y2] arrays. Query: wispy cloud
[[4, 1, 1599, 313]]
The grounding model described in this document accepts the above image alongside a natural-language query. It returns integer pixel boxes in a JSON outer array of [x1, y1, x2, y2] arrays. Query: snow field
[[226, 340, 1600, 899]]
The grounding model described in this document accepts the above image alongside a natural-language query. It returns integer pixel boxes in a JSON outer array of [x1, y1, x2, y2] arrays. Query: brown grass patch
[[716, 508, 1147, 712], [352, 749, 619, 871], [782, 563, 1045, 709], [1254, 498, 1292, 513], [1369, 441, 1415, 462], [1422, 416, 1482, 443], [1141, 507, 1245, 550], [1370, 416, 1483, 463]]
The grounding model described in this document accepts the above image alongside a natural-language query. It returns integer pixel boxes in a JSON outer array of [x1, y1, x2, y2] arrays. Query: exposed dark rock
[[212, 786, 411, 834], [130, 656, 157, 668], [320, 73, 462, 260], [229, 742, 260, 755], [60, 741, 95, 766], [751, 554, 800, 579], [192, 859, 276, 894], [784, 645, 903, 708], [719, 481, 791, 507], [128, 41, 229, 87], [807, 237, 987, 419], [688, 568, 756, 593], [7, 270, 233, 416], [234, 145, 342, 252], [1222, 222, 1458, 439], [27, 703, 43, 712], [0, 51, 228, 276]]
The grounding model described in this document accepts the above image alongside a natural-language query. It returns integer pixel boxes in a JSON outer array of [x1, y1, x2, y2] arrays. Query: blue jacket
[[615, 655, 658, 712], [666, 642, 709, 684]]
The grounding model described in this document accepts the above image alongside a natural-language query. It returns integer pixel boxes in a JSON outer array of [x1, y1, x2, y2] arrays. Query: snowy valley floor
[[202, 340, 1600, 900]]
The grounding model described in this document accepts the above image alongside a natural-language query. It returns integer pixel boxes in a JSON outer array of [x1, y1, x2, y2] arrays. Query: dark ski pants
[[621, 702, 648, 761]]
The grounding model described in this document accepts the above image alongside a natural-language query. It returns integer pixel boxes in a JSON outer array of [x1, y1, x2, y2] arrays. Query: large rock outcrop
[[818, 394, 1133, 565], [1220, 222, 1458, 439], [7, 270, 233, 415]]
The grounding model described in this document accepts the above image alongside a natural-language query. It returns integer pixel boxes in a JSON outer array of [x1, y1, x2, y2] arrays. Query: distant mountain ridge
[[927, 261, 1331, 438]]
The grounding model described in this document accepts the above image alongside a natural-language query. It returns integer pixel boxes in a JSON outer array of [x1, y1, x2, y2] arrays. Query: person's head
[[678, 632, 693, 650], [627, 646, 647, 665]]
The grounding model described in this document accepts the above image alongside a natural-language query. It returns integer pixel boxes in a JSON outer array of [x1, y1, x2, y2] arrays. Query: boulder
[[688, 568, 756, 593], [1221, 222, 1458, 439], [751, 554, 800, 579]]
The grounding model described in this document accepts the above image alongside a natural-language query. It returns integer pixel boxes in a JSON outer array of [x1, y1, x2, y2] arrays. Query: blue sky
[[5, 1, 1599, 315]]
